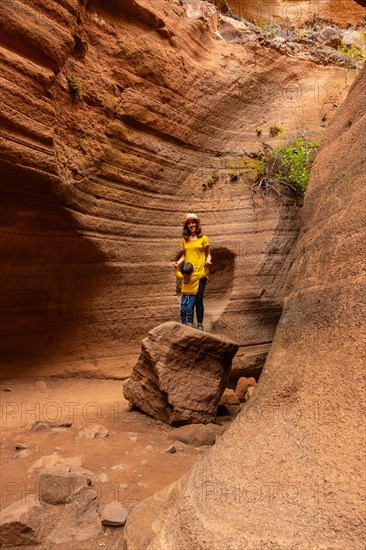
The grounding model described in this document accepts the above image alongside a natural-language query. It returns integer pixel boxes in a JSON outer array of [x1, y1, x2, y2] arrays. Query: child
[[176, 262, 208, 328]]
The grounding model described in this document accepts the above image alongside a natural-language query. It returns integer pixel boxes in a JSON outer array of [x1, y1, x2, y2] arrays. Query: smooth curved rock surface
[[124, 67, 366, 550]]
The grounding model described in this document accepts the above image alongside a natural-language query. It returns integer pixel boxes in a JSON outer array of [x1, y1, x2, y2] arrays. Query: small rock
[[76, 425, 108, 440], [28, 455, 81, 474], [168, 424, 216, 447], [317, 27, 342, 48], [98, 473, 108, 483], [2, 387, 12, 392], [219, 389, 240, 406], [162, 445, 176, 454], [111, 464, 125, 471], [245, 386, 256, 402], [101, 501, 128, 526], [235, 377, 257, 402], [15, 449, 32, 459], [31, 420, 72, 431], [15, 443, 28, 450]]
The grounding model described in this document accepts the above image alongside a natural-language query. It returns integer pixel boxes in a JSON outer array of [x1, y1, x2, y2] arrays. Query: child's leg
[[186, 295, 196, 325], [180, 294, 189, 324]]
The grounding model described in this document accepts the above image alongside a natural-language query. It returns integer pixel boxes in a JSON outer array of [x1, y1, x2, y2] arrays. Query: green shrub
[[269, 124, 285, 138], [337, 42, 366, 67], [253, 137, 320, 201], [67, 75, 83, 101], [206, 172, 219, 188]]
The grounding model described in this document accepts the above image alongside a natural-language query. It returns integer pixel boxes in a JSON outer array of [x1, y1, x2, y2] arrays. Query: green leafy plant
[[256, 127, 263, 136], [67, 75, 83, 101], [297, 30, 308, 40], [206, 172, 219, 188], [269, 124, 285, 138], [229, 170, 239, 181], [257, 19, 266, 28], [252, 137, 320, 202], [337, 42, 366, 67]]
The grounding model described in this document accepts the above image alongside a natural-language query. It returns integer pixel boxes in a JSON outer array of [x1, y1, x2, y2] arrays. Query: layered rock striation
[[227, 0, 366, 27]]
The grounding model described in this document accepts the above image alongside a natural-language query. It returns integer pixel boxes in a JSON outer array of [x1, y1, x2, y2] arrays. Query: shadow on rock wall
[[205, 247, 235, 325], [0, 160, 117, 376]]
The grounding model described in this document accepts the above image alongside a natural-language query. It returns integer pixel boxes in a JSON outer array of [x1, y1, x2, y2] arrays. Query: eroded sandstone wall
[[227, 0, 366, 27], [124, 65, 366, 550], [0, 0, 358, 377]]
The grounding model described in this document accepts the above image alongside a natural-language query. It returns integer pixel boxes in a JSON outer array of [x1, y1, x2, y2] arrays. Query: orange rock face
[[228, 0, 366, 27], [0, 1, 358, 377]]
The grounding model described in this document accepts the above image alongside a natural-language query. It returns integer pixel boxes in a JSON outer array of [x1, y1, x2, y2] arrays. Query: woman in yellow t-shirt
[[173, 213, 212, 330]]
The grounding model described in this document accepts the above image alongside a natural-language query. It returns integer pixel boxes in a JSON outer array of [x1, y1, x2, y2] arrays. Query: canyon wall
[[124, 64, 366, 550], [227, 0, 366, 27], [0, 0, 361, 378]]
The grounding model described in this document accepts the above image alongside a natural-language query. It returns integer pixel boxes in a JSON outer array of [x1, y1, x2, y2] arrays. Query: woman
[[174, 212, 212, 330]]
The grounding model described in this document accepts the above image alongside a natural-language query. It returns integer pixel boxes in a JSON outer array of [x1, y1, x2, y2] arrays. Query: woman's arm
[[204, 245, 212, 266]]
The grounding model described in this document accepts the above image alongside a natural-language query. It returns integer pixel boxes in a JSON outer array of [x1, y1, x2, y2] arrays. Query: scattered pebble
[[111, 464, 125, 470], [76, 425, 108, 440], [162, 445, 176, 454], [31, 421, 72, 431]]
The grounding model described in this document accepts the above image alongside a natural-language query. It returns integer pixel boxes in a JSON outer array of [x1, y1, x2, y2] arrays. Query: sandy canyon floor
[[0, 377, 224, 549]]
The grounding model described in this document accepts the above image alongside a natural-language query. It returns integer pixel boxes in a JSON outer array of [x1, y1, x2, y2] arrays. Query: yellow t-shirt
[[176, 266, 208, 295], [180, 235, 209, 273]]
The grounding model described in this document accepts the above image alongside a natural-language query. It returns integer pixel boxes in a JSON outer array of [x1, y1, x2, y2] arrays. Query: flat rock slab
[[123, 322, 238, 426], [101, 501, 128, 526], [168, 424, 216, 446]]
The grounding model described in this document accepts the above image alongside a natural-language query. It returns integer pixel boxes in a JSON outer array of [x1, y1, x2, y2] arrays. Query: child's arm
[[173, 253, 185, 270]]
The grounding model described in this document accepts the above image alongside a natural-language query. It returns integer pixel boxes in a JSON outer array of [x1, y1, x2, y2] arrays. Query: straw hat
[[182, 212, 200, 225]]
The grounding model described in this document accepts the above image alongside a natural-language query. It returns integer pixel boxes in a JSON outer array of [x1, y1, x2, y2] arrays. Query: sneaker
[[187, 323, 193, 327], [197, 324, 204, 331]]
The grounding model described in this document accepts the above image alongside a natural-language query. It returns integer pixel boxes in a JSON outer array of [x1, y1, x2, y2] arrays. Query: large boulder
[[123, 322, 238, 426]]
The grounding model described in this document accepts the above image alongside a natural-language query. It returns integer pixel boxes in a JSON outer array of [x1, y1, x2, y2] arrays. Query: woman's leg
[[195, 278, 207, 325]]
